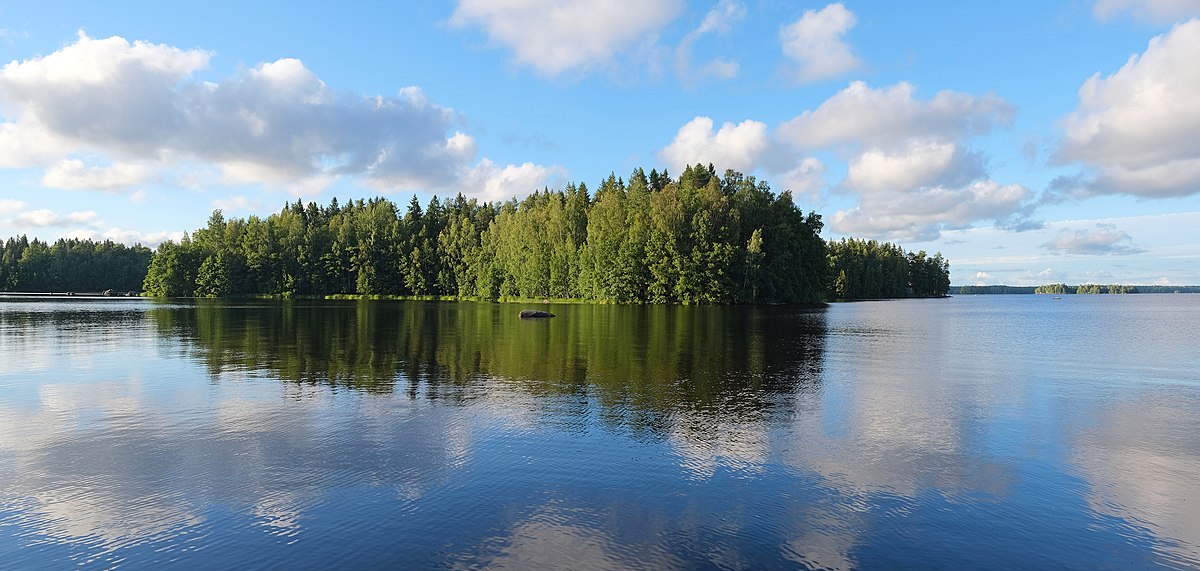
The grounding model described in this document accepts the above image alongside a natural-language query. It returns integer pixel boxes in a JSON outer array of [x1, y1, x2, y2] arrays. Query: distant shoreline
[[949, 285, 1200, 294]]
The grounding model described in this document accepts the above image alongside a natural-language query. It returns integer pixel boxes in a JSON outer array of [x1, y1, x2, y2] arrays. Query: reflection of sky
[[1070, 391, 1200, 567], [2, 297, 1199, 568]]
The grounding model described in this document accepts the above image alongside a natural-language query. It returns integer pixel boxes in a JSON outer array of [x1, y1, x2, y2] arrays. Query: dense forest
[[3, 166, 954, 303], [827, 238, 950, 299], [0, 236, 151, 292], [141, 166, 831, 304]]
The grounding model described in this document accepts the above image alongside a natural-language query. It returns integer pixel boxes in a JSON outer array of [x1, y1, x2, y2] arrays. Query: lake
[[1, 295, 1198, 569]]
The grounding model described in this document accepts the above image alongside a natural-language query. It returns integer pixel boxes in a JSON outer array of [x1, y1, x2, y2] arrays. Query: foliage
[[141, 166, 834, 304], [950, 285, 1037, 294], [1034, 283, 1139, 294], [826, 238, 951, 299], [0, 236, 152, 292]]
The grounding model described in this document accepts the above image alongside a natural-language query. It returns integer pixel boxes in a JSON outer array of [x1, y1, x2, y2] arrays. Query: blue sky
[[0, 0, 1197, 286]]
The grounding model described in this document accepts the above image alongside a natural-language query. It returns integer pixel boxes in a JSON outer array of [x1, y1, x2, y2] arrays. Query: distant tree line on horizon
[[950, 285, 1037, 295], [1035, 283, 1138, 294], [0, 236, 151, 293], [951, 284, 1200, 295], [2, 166, 953, 303]]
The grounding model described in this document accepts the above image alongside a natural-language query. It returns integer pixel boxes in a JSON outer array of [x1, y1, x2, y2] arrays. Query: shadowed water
[[0, 295, 1197, 569]]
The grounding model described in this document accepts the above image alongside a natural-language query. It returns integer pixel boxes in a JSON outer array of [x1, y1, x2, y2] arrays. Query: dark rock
[[519, 309, 555, 319]]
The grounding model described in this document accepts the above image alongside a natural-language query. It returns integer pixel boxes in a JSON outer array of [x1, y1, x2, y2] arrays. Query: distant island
[[2, 165, 952, 304], [950, 284, 1200, 295]]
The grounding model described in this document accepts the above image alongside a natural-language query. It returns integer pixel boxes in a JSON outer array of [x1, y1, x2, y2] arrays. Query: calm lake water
[[1, 295, 1198, 569]]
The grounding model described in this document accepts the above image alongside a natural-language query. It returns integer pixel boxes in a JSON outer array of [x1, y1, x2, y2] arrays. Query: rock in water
[[519, 309, 555, 319]]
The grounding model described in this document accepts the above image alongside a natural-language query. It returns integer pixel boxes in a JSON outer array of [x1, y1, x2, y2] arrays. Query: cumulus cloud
[[659, 116, 768, 174], [0, 207, 178, 248], [775, 81, 1028, 241], [0, 198, 25, 214], [1041, 223, 1147, 255], [0, 33, 561, 201], [778, 81, 1015, 149], [81, 228, 185, 247], [1093, 0, 1200, 22], [460, 159, 569, 203], [654, 81, 1031, 235], [41, 159, 149, 190], [12, 208, 99, 228], [657, 115, 827, 199], [833, 180, 1032, 242], [1056, 20, 1200, 198], [780, 3, 860, 82], [842, 142, 984, 193], [776, 157, 828, 201], [450, 0, 684, 76], [675, 0, 745, 81]]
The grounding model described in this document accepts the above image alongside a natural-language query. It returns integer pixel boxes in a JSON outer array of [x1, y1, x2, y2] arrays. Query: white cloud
[[0, 198, 25, 214], [654, 82, 1028, 237], [12, 208, 99, 228], [833, 180, 1032, 242], [675, 0, 745, 81], [842, 142, 984, 193], [1094, 0, 1200, 22], [13, 209, 56, 227], [780, 3, 860, 82], [1, 205, 178, 247], [777, 81, 1015, 150], [659, 116, 769, 174], [774, 81, 1027, 241], [42, 159, 149, 190], [657, 116, 825, 201], [129, 190, 148, 204], [450, 0, 684, 76], [0, 33, 559, 202], [1056, 19, 1200, 198], [460, 159, 568, 203], [1041, 223, 1147, 255], [67, 211, 98, 224], [776, 157, 827, 201]]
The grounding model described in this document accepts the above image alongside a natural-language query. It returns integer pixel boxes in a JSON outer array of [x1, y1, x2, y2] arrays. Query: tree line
[[0, 236, 152, 293], [827, 238, 950, 299], [142, 165, 831, 303], [1034, 283, 1138, 294], [3, 165, 953, 302], [950, 285, 1037, 295]]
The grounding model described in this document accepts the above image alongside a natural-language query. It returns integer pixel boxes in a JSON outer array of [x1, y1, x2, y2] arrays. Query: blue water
[[0, 295, 1197, 569]]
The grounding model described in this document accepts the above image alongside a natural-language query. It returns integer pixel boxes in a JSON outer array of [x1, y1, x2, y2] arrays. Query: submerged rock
[[518, 309, 555, 319]]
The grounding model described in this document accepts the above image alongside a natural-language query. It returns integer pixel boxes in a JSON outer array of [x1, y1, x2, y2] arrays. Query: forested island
[[3, 166, 953, 303], [1035, 283, 1137, 294]]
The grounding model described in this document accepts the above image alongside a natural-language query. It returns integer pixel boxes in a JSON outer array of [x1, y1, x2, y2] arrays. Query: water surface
[[1, 295, 1197, 569]]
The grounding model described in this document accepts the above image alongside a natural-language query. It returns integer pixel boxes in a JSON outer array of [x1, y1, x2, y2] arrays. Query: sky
[[0, 0, 1197, 286]]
